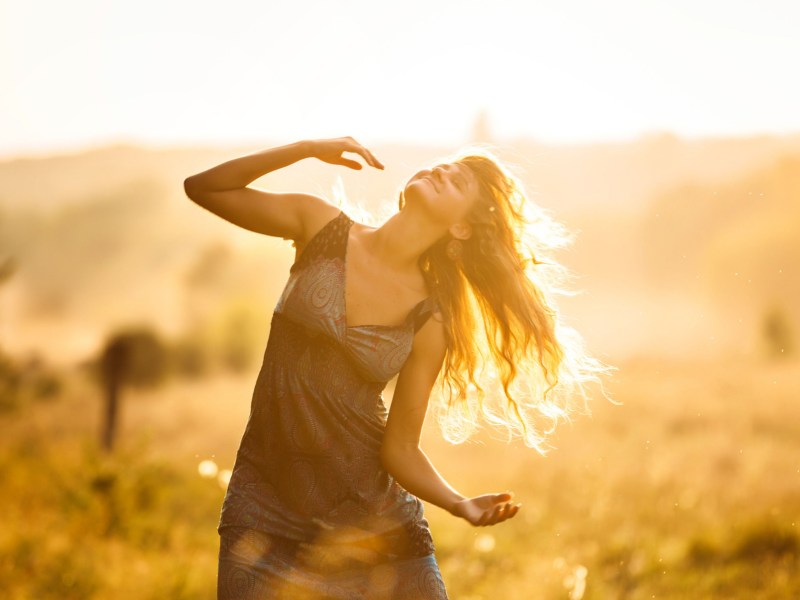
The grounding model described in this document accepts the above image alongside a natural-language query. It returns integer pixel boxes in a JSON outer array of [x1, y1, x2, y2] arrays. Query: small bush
[[730, 522, 799, 563], [762, 306, 794, 359], [0, 351, 63, 413]]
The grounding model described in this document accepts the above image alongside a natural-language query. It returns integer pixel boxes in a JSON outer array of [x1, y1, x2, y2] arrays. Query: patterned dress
[[217, 210, 449, 599]]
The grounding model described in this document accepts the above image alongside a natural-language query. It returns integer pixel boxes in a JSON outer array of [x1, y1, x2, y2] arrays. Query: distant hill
[[509, 132, 800, 216], [644, 154, 800, 287], [641, 154, 800, 352], [3, 133, 800, 217], [1, 133, 799, 363]]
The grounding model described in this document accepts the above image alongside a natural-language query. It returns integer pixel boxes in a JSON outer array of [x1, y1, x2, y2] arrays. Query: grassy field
[[2, 356, 799, 599]]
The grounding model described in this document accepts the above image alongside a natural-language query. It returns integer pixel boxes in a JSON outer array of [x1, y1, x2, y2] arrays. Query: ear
[[449, 222, 472, 240]]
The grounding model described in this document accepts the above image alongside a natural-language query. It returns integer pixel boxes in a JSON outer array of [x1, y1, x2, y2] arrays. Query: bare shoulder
[[293, 197, 344, 251]]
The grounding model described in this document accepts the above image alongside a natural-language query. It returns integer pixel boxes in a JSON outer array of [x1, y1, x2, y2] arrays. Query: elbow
[[380, 442, 404, 477], [379, 440, 416, 478], [379, 443, 394, 474], [183, 176, 198, 200], [183, 175, 206, 203]]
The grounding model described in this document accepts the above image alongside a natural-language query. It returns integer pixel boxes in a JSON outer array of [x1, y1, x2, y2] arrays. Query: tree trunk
[[101, 342, 127, 452], [102, 375, 120, 452]]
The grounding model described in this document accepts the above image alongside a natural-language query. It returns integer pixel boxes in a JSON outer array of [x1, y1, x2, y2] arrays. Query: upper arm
[[382, 312, 447, 454], [183, 180, 335, 243]]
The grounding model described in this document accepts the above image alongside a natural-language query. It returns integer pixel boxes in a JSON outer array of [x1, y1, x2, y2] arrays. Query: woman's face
[[403, 162, 481, 227]]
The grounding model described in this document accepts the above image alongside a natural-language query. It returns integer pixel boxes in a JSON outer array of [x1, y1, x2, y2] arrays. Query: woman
[[184, 137, 605, 599]]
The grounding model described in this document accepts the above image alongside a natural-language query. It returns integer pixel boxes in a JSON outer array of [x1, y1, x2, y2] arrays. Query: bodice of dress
[[274, 209, 432, 383], [218, 210, 437, 560]]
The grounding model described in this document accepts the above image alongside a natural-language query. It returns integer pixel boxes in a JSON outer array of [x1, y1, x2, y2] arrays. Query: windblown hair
[[398, 148, 611, 453]]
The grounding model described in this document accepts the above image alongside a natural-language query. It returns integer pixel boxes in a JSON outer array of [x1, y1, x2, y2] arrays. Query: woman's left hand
[[307, 136, 385, 171], [450, 492, 521, 526]]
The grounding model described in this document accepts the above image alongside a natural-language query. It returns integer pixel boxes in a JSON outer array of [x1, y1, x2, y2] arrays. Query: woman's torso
[[217, 209, 437, 561]]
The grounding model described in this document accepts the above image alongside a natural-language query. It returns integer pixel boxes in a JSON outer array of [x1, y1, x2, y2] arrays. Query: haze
[[2, 0, 799, 158]]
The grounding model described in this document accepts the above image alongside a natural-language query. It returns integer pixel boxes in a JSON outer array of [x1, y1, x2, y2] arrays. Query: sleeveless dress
[[216, 210, 449, 599]]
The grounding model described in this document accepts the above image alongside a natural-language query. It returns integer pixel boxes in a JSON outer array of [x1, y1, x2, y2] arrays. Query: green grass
[[1, 357, 799, 598]]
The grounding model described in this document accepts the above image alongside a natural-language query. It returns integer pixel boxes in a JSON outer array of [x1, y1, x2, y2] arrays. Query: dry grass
[[2, 356, 799, 599]]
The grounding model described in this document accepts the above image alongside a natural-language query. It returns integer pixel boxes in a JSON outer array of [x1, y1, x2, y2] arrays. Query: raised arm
[[183, 137, 384, 243], [381, 315, 521, 526]]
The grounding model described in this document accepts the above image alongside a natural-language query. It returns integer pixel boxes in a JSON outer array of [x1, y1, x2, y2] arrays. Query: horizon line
[[2, 129, 800, 163]]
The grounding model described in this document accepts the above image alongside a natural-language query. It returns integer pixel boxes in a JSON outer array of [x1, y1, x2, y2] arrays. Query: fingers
[[455, 492, 521, 526], [488, 503, 506, 524], [316, 136, 385, 170], [363, 148, 385, 170], [476, 501, 522, 526], [343, 137, 384, 170], [335, 157, 363, 170]]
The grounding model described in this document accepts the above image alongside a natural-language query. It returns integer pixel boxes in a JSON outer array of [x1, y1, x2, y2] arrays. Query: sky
[[1, 0, 799, 158]]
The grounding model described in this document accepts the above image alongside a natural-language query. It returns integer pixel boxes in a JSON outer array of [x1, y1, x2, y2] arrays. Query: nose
[[432, 165, 448, 180]]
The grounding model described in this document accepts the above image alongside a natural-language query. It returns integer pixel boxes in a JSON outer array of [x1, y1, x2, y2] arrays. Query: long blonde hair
[[399, 148, 611, 453]]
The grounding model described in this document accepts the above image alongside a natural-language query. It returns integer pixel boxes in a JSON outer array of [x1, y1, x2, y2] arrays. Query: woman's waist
[[220, 505, 434, 565]]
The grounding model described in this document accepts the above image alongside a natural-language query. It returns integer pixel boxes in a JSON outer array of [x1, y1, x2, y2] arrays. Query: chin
[[402, 183, 451, 224], [402, 180, 429, 204]]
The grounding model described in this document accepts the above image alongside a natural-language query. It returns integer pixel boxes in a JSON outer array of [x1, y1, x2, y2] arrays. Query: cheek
[[436, 194, 474, 227], [403, 181, 473, 224], [450, 193, 478, 221]]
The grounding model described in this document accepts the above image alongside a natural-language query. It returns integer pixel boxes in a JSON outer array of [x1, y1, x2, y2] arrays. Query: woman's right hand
[[450, 492, 521, 526], [307, 136, 385, 171]]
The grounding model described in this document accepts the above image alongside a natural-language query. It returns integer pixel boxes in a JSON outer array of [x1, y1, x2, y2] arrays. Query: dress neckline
[[341, 213, 429, 331]]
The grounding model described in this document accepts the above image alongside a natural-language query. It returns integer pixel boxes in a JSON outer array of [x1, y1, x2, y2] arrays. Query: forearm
[[185, 140, 313, 192], [381, 445, 466, 514]]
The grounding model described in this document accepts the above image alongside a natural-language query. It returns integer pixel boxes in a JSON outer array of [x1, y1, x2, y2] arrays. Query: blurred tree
[[219, 303, 262, 373], [0, 351, 62, 413], [0, 350, 20, 412], [0, 255, 16, 285], [763, 306, 794, 359], [170, 332, 213, 379], [0, 259, 20, 412], [99, 328, 167, 452]]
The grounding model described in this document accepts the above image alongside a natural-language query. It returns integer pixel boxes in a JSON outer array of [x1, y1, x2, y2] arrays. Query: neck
[[363, 205, 448, 274]]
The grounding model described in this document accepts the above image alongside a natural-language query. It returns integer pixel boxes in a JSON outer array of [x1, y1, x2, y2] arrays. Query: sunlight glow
[[217, 469, 233, 489], [473, 533, 496, 553], [2, 0, 798, 158], [197, 459, 218, 478]]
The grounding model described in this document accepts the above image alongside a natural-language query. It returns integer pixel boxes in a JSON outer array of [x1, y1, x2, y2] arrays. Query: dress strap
[[412, 297, 438, 333], [289, 210, 352, 274]]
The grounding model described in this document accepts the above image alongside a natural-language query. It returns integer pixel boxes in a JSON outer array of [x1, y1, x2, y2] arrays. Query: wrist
[[298, 139, 317, 159], [446, 494, 467, 516]]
